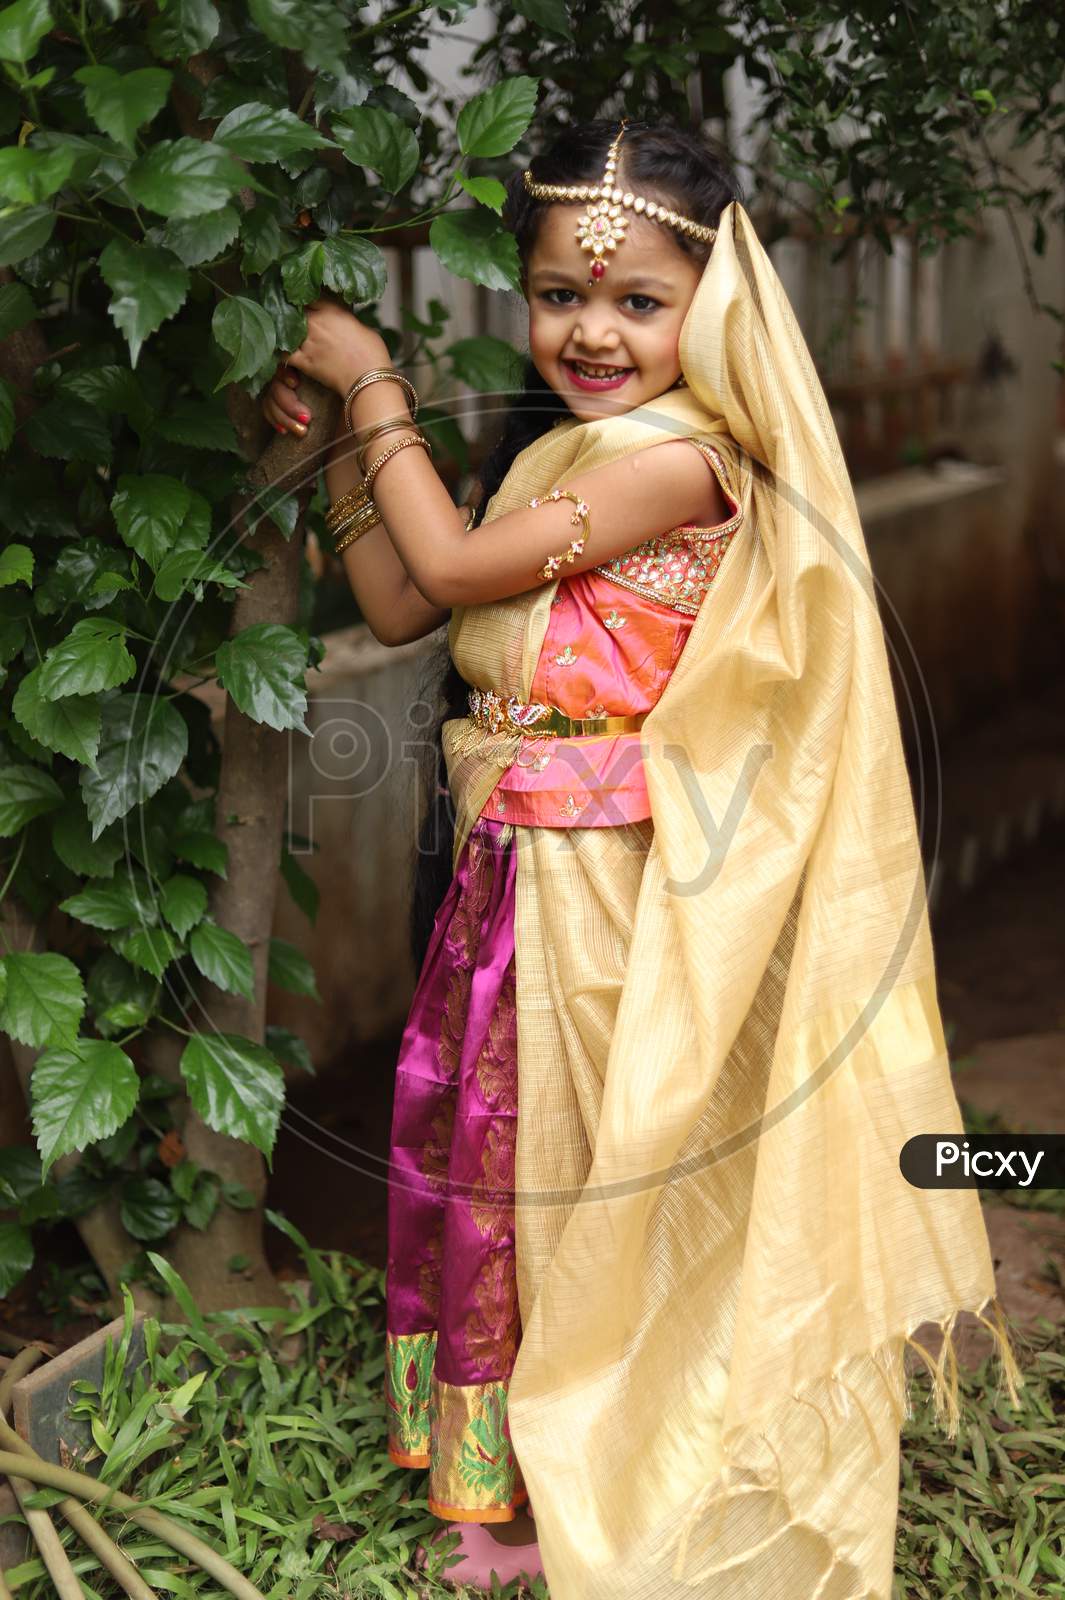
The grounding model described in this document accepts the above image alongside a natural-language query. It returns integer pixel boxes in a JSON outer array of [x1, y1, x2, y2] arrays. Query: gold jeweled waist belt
[[467, 686, 647, 740]]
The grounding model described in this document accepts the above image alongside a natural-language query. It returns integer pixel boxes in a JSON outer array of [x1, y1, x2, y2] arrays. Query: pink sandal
[[416, 1519, 544, 1588]]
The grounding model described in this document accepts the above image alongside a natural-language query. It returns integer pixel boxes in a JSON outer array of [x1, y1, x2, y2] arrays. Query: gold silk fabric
[[440, 201, 1020, 1599]]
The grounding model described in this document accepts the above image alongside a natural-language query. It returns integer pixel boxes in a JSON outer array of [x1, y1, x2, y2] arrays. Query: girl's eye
[[539, 288, 660, 313]]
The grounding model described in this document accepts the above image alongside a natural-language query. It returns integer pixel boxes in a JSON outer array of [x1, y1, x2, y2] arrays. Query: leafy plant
[[0, 0, 537, 1313], [5, 1215, 551, 1599]]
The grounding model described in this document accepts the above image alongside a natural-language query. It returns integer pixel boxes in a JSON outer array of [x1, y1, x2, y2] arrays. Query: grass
[[3, 1208, 1061, 1598], [893, 1320, 1065, 1597], [2, 1209, 545, 1600]]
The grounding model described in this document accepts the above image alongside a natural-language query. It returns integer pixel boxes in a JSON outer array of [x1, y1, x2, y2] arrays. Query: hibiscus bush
[[0, 0, 538, 1315]]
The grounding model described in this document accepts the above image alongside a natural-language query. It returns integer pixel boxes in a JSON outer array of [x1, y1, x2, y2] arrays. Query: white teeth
[[571, 362, 629, 378]]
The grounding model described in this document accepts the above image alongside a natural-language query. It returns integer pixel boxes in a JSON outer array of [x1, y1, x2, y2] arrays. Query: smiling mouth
[[563, 359, 636, 385]]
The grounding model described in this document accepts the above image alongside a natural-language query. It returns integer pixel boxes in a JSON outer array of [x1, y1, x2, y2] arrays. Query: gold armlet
[[528, 488, 591, 580]]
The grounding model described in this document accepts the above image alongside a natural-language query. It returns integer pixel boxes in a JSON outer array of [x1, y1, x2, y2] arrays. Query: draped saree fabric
[[439, 202, 1021, 1599]]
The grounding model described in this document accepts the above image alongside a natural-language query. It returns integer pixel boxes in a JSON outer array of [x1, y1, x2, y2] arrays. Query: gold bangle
[[335, 513, 380, 554], [334, 502, 378, 540], [326, 480, 371, 521], [529, 488, 591, 580], [356, 419, 424, 476], [363, 432, 432, 497], [343, 368, 418, 434]]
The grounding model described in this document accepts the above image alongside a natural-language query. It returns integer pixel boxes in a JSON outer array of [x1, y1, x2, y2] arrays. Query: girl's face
[[524, 201, 705, 423]]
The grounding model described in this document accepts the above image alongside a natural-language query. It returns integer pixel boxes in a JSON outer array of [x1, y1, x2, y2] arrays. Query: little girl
[[264, 119, 1010, 1600]]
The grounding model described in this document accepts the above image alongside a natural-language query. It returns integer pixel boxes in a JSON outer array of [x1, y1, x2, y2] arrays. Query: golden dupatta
[[440, 201, 1020, 1599]]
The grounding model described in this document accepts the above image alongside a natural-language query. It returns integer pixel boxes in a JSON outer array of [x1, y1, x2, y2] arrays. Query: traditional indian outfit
[[384, 201, 1020, 1598]]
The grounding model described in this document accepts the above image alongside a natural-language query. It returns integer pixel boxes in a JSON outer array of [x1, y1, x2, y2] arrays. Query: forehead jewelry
[[522, 119, 717, 285]]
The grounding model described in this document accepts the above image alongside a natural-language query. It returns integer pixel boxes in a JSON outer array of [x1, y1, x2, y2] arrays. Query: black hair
[[408, 119, 743, 973]]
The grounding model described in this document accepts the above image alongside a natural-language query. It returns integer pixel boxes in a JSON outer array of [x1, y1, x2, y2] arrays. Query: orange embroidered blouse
[[478, 439, 743, 829]]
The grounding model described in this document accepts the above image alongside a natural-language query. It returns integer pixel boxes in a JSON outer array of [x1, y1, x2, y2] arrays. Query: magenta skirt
[[384, 815, 528, 1522]]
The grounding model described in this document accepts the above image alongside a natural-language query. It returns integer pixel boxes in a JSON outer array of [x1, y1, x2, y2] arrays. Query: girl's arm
[[281, 300, 729, 612], [263, 364, 451, 648], [354, 376, 729, 610]]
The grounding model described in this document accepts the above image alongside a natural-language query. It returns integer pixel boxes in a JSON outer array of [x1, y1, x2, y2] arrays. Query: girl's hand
[[281, 298, 391, 397], [262, 363, 312, 436]]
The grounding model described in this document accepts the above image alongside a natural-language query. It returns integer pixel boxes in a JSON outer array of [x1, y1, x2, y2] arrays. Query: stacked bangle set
[[325, 367, 594, 582], [325, 368, 431, 555]]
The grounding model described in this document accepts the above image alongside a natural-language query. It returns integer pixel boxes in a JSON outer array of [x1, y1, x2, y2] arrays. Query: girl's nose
[[573, 321, 621, 355]]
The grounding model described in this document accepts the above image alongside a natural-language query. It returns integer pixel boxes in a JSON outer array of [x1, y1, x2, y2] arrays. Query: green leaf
[[0, 205, 56, 267], [213, 102, 331, 162], [429, 209, 522, 292], [511, 0, 572, 37], [120, 926, 180, 979], [0, 280, 34, 338], [156, 396, 239, 452], [189, 921, 254, 999], [456, 77, 538, 159], [80, 695, 188, 838], [448, 334, 522, 393], [456, 174, 507, 214], [160, 874, 207, 938], [24, 392, 113, 463], [215, 622, 308, 732], [0, 764, 63, 836], [0, 952, 84, 1048], [319, 236, 387, 306], [180, 1032, 284, 1160], [99, 237, 189, 367], [60, 366, 149, 430], [0, 144, 77, 204], [146, 0, 218, 57], [158, 204, 240, 267], [86, 950, 155, 1036], [0, 542, 32, 587], [0, 0, 52, 64], [280, 846, 318, 924], [111, 472, 195, 569], [240, 205, 282, 276], [279, 241, 323, 306], [0, 1145, 43, 1204], [59, 881, 147, 933], [265, 1023, 313, 1074], [120, 1176, 181, 1240], [52, 802, 125, 878], [38, 618, 135, 700], [267, 937, 319, 1000], [332, 105, 419, 193], [73, 65, 172, 150], [12, 666, 101, 766], [211, 296, 276, 389], [126, 138, 246, 219], [245, 0, 347, 73], [172, 830, 227, 877], [31, 1039, 139, 1181], [0, 1220, 33, 1297]]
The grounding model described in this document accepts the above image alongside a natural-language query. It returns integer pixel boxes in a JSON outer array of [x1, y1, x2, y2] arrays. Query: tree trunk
[[163, 403, 339, 1313]]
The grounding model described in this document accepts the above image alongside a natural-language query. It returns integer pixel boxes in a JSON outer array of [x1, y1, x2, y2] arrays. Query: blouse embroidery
[[593, 530, 735, 616], [553, 644, 577, 666], [590, 437, 743, 616], [602, 609, 627, 629]]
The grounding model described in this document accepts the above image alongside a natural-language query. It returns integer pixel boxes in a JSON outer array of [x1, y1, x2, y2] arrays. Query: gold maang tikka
[[521, 119, 717, 285]]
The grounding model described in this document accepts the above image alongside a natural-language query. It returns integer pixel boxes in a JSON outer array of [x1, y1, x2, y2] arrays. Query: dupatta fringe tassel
[[667, 1293, 1024, 1587]]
